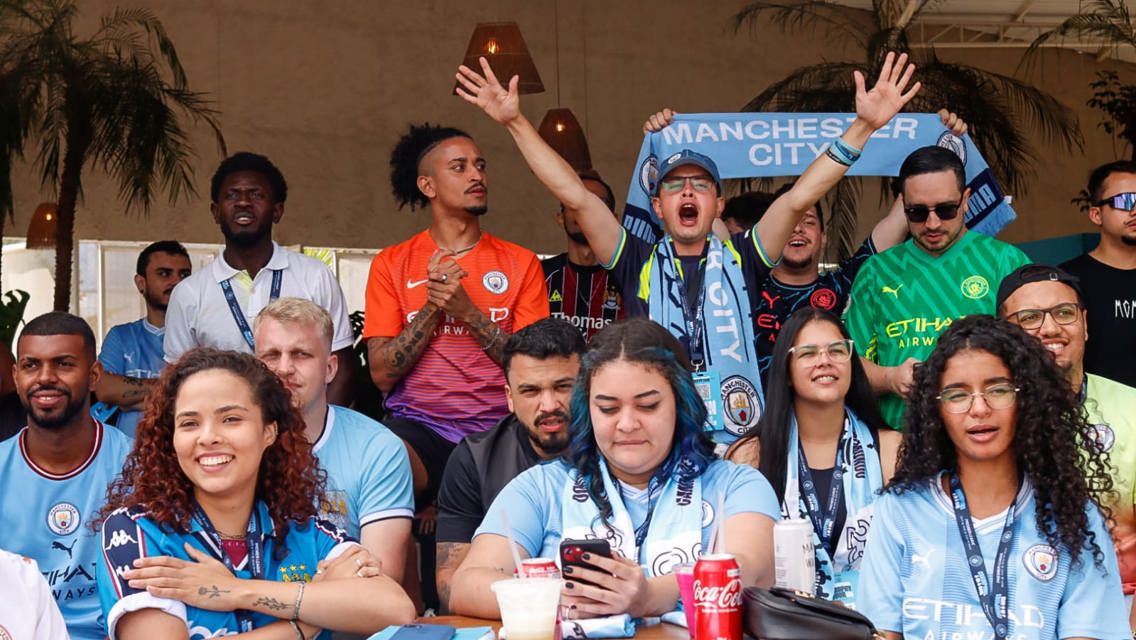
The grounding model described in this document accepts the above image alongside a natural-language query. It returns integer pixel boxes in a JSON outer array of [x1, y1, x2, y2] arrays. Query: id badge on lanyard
[[692, 370, 722, 432]]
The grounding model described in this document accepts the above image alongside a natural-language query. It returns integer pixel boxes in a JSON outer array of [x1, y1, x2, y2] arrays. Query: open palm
[[456, 57, 521, 125], [854, 52, 920, 130]]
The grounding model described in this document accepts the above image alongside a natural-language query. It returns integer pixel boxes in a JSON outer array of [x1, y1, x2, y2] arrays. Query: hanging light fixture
[[26, 202, 58, 249], [538, 108, 592, 172], [455, 22, 544, 95], [537, 1, 593, 172]]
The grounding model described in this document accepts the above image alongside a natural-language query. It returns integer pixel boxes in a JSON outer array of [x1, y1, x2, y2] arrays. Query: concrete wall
[[6, 0, 1132, 261]]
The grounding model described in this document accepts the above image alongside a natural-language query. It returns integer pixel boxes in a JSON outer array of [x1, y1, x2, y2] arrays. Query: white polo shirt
[[163, 242, 353, 362], [0, 549, 68, 639]]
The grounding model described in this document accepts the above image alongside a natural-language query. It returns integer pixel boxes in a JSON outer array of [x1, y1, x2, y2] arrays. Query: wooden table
[[424, 616, 691, 640]]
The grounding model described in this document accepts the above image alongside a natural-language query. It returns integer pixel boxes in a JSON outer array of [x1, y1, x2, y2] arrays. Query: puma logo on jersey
[[912, 550, 933, 568], [106, 529, 139, 549], [51, 539, 76, 559], [881, 285, 904, 298]]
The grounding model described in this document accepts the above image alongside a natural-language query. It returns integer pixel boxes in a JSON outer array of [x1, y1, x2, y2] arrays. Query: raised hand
[[853, 51, 921, 131], [456, 57, 521, 126]]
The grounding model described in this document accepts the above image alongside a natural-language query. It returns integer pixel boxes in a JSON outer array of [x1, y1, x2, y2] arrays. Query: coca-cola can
[[516, 557, 562, 579], [693, 553, 742, 640], [774, 518, 815, 593]]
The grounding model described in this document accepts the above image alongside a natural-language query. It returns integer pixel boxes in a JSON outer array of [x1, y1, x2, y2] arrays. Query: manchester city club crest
[[960, 275, 989, 300], [1023, 544, 1058, 581], [1089, 423, 1116, 453], [639, 154, 658, 195], [0, 624, 12, 640], [721, 375, 760, 436], [482, 271, 509, 294], [47, 502, 80, 536], [936, 131, 967, 165]]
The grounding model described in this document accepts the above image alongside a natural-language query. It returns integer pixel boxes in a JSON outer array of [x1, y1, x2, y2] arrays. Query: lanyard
[[220, 269, 282, 350], [192, 504, 266, 632], [796, 428, 847, 552], [948, 473, 1017, 640], [630, 475, 664, 552], [672, 242, 708, 370]]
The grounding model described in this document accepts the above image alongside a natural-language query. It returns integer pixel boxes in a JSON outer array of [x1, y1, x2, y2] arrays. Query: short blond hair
[[254, 297, 334, 349]]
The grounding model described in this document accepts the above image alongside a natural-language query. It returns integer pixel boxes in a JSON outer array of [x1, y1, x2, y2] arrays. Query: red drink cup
[[674, 562, 696, 634], [693, 553, 742, 640]]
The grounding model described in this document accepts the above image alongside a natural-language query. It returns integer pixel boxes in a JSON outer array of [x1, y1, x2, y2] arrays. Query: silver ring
[[355, 569, 364, 577], [441, 273, 448, 283]]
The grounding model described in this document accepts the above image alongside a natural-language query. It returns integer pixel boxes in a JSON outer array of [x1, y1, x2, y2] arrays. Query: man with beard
[[163, 152, 355, 404], [0, 312, 132, 639], [844, 146, 1030, 430], [92, 241, 191, 436], [1061, 160, 1136, 388], [365, 124, 547, 610], [541, 170, 625, 342], [253, 299, 413, 583], [458, 52, 920, 445], [996, 264, 1136, 622], [434, 318, 584, 612]]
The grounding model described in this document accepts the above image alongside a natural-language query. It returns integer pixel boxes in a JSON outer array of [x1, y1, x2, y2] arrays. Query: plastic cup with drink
[[492, 576, 562, 640]]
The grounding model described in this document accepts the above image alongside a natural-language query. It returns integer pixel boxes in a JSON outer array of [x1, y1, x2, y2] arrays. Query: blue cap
[[653, 149, 722, 196]]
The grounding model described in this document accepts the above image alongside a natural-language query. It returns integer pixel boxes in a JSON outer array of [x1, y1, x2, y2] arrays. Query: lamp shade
[[538, 108, 592, 172], [456, 22, 544, 95], [26, 202, 58, 249]]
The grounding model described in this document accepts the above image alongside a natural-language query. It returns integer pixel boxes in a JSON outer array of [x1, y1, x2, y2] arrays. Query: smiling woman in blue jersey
[[95, 349, 414, 639], [859, 315, 1129, 640], [727, 308, 900, 607], [449, 318, 780, 620]]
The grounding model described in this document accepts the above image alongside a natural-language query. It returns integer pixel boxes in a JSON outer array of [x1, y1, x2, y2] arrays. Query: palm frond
[[741, 62, 860, 112], [1024, 0, 1135, 63], [731, 1, 869, 50], [92, 6, 186, 88]]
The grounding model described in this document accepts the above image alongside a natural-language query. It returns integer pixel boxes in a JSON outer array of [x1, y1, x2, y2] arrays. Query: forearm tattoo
[[251, 596, 291, 612], [370, 306, 442, 384], [466, 313, 505, 365]]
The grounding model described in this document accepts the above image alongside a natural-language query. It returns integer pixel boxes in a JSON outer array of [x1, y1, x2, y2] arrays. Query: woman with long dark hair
[[95, 349, 414, 639], [727, 308, 899, 606], [859, 315, 1128, 639], [450, 318, 780, 619]]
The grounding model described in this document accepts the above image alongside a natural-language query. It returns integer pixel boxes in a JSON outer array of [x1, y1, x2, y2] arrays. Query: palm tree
[[1026, 0, 1136, 160], [0, 0, 224, 310], [732, 0, 1083, 259]]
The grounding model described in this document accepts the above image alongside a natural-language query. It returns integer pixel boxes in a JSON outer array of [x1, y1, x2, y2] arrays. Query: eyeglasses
[[904, 198, 964, 223], [937, 383, 1019, 414], [659, 176, 716, 193], [1005, 302, 1082, 330], [788, 339, 854, 364], [1095, 192, 1136, 212]]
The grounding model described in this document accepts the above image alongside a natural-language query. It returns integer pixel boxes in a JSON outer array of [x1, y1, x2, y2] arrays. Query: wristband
[[290, 619, 307, 640], [826, 137, 862, 166], [291, 581, 305, 621]]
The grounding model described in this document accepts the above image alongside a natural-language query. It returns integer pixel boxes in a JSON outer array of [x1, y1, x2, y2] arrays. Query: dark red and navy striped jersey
[[541, 253, 626, 342]]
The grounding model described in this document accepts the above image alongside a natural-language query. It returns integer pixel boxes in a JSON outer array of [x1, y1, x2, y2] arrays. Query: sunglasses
[[903, 198, 963, 223], [1095, 192, 1136, 212]]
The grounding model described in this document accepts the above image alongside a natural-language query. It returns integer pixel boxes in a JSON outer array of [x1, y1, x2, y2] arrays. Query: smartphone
[[388, 624, 456, 640], [559, 538, 613, 587]]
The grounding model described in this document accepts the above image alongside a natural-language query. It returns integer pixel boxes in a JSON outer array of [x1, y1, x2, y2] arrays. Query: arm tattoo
[[251, 596, 291, 612], [435, 542, 470, 615], [369, 306, 442, 385], [198, 585, 230, 598], [465, 313, 505, 365], [121, 376, 151, 401]]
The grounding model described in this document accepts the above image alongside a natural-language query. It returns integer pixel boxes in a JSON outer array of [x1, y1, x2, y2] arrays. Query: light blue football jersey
[[95, 318, 166, 437], [0, 421, 132, 640], [858, 474, 1129, 640], [313, 406, 414, 538], [97, 501, 353, 640]]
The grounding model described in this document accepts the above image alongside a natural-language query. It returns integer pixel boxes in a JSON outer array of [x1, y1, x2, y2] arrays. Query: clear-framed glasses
[[1005, 302, 1081, 330], [903, 198, 963, 223], [788, 339, 854, 364], [937, 383, 1019, 414], [659, 176, 715, 193], [1095, 192, 1136, 212]]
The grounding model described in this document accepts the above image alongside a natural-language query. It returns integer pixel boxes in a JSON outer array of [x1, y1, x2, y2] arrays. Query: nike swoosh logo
[[407, 279, 428, 289]]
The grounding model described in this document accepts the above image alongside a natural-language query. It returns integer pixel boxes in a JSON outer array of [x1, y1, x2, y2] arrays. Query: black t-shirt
[[541, 253, 626, 342], [436, 414, 544, 543], [754, 236, 876, 382], [0, 393, 25, 443], [1060, 253, 1136, 388]]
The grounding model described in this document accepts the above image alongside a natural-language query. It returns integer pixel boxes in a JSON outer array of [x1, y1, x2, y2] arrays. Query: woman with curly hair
[[859, 315, 1128, 640], [95, 349, 414, 639], [450, 318, 780, 620], [726, 308, 899, 606]]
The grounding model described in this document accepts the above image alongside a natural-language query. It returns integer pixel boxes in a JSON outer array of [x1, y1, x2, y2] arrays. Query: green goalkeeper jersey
[[844, 230, 1030, 429]]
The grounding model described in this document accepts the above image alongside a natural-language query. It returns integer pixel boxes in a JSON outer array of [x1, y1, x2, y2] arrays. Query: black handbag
[[742, 586, 882, 640]]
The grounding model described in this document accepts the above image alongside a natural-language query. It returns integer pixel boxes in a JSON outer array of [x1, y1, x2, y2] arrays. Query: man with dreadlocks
[[364, 123, 548, 609]]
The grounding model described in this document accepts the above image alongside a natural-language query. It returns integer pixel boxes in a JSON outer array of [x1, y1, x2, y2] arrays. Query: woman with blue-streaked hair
[[450, 318, 780, 620]]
